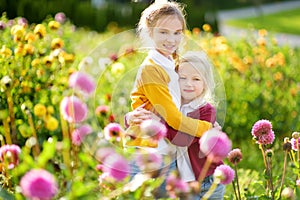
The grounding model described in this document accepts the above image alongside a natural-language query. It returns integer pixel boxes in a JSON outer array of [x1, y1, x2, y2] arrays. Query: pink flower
[[0, 144, 21, 169], [228, 148, 243, 164], [20, 169, 58, 200], [166, 172, 190, 198], [103, 123, 123, 142], [258, 132, 275, 145], [60, 96, 88, 123], [95, 147, 116, 162], [214, 164, 235, 185], [54, 12, 66, 23], [140, 119, 167, 141], [95, 105, 109, 116], [71, 124, 93, 146], [69, 72, 95, 95], [291, 138, 300, 151], [251, 119, 275, 144], [102, 154, 129, 181], [135, 151, 163, 172], [199, 129, 232, 162]]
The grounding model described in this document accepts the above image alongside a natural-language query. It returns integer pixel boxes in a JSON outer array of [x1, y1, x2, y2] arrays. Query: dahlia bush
[[0, 12, 300, 199]]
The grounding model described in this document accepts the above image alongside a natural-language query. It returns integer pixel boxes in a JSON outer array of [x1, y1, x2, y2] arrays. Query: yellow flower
[[43, 55, 55, 67], [34, 104, 47, 117], [265, 58, 276, 68], [192, 27, 201, 35], [34, 24, 46, 38], [47, 106, 55, 114], [25, 32, 36, 43], [273, 72, 283, 81], [36, 69, 45, 78], [11, 24, 25, 40], [258, 29, 268, 37], [59, 51, 75, 63], [48, 20, 60, 30], [31, 58, 40, 67], [45, 115, 59, 131], [51, 38, 64, 49], [24, 43, 35, 55], [111, 62, 125, 75], [14, 45, 26, 57], [202, 24, 212, 32], [290, 88, 297, 97], [0, 45, 12, 58], [257, 37, 266, 46]]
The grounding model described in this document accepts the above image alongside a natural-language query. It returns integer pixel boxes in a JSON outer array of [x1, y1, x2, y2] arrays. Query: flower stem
[[202, 179, 219, 200], [60, 113, 71, 175], [279, 150, 288, 197], [234, 163, 242, 200], [2, 118, 12, 144], [198, 156, 212, 191], [26, 110, 40, 158], [266, 156, 274, 199], [259, 144, 267, 168], [5, 90, 17, 144], [231, 181, 239, 200]]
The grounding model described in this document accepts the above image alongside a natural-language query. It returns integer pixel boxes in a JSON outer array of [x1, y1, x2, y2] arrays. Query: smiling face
[[151, 15, 183, 57], [178, 62, 206, 104]]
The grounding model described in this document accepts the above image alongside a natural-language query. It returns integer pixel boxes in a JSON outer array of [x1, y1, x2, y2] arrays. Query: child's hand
[[126, 105, 152, 126]]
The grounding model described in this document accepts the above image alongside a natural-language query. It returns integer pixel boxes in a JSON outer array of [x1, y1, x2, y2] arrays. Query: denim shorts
[[193, 175, 226, 200]]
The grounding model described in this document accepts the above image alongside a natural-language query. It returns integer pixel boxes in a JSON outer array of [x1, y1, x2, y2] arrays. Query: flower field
[[0, 12, 300, 199]]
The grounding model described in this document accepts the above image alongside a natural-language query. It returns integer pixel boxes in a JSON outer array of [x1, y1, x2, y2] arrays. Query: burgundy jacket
[[165, 103, 223, 179]]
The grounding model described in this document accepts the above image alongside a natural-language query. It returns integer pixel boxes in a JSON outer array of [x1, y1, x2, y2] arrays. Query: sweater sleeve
[[166, 104, 216, 146], [131, 64, 212, 137]]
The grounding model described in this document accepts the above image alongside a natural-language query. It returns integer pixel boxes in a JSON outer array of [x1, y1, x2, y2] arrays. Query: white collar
[[181, 97, 206, 111], [148, 50, 175, 70]]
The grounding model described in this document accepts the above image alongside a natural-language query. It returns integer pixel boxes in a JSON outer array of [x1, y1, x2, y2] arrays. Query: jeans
[[193, 175, 225, 200]]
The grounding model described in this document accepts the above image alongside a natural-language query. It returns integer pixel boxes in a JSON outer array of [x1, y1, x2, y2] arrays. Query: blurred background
[[0, 0, 293, 33]]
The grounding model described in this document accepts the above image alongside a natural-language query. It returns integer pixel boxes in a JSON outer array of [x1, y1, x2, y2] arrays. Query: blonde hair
[[179, 51, 215, 101], [137, 0, 187, 38]]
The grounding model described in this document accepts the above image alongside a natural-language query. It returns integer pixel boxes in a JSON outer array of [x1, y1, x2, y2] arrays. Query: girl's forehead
[[155, 15, 183, 29], [178, 62, 203, 74]]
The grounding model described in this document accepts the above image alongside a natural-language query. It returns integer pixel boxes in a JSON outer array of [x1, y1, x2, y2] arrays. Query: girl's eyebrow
[[158, 28, 183, 32]]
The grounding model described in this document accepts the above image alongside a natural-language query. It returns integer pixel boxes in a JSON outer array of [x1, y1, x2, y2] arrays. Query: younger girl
[[128, 51, 226, 199]]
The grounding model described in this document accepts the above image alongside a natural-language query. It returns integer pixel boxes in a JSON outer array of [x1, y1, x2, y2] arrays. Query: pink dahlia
[[214, 164, 235, 185], [102, 154, 129, 181], [69, 72, 95, 95], [199, 129, 232, 162], [166, 172, 190, 198], [71, 124, 93, 146], [291, 138, 300, 151], [95, 105, 109, 116], [103, 123, 123, 142], [140, 119, 167, 140], [60, 96, 88, 123], [251, 119, 275, 145], [20, 169, 58, 200], [54, 12, 66, 23], [135, 151, 163, 172], [227, 148, 243, 164], [95, 147, 116, 162], [0, 144, 21, 169]]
